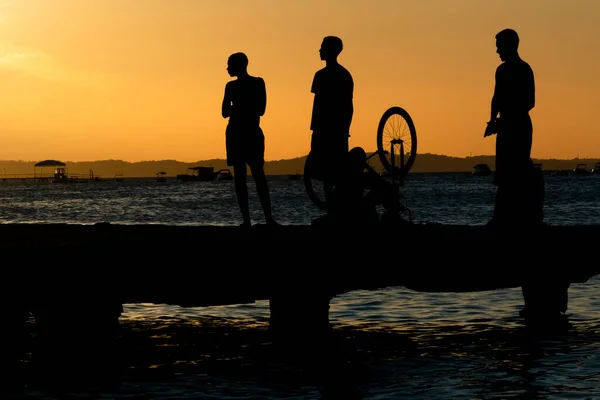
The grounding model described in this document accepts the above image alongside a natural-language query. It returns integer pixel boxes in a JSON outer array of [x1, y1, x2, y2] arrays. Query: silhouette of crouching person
[[313, 147, 400, 227]]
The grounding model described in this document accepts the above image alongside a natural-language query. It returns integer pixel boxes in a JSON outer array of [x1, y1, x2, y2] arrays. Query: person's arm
[[489, 68, 500, 123], [525, 65, 535, 112], [221, 83, 231, 119], [344, 75, 354, 134], [345, 100, 354, 135], [310, 73, 319, 131], [257, 78, 267, 117], [485, 69, 500, 137]]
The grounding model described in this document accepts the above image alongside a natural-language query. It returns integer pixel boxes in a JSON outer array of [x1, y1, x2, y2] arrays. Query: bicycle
[[304, 106, 417, 221]]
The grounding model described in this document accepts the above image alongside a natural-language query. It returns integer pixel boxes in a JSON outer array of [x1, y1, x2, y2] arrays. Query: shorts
[[226, 124, 265, 167], [310, 130, 349, 180]]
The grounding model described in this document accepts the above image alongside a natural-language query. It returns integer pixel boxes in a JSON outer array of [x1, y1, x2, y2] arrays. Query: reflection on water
[[12, 315, 600, 399], [8, 278, 600, 399]]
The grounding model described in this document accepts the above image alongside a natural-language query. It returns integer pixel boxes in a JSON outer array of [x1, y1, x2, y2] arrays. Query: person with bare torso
[[222, 52, 276, 227], [484, 29, 543, 226]]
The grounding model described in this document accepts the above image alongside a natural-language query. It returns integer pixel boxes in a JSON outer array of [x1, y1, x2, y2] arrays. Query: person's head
[[347, 147, 367, 176], [319, 36, 343, 61], [227, 52, 249, 77], [495, 29, 519, 62]]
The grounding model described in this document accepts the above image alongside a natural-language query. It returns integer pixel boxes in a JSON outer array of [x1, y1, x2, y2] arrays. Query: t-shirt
[[310, 64, 354, 133]]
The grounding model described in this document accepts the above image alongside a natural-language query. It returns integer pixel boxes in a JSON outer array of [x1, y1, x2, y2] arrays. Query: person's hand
[[484, 120, 497, 137]]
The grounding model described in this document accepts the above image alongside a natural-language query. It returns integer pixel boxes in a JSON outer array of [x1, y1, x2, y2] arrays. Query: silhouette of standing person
[[222, 52, 276, 227], [309, 36, 354, 204], [484, 29, 544, 226]]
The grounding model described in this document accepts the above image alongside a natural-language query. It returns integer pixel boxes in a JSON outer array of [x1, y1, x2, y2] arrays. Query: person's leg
[[491, 184, 507, 226], [310, 131, 332, 206], [491, 130, 507, 225], [532, 165, 545, 224], [324, 137, 349, 207], [249, 163, 276, 224], [512, 165, 537, 226], [333, 136, 349, 185], [492, 124, 528, 226], [505, 116, 534, 225], [246, 127, 276, 224], [233, 164, 251, 226]]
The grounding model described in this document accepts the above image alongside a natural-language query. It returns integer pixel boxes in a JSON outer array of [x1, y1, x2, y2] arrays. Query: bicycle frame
[[305, 105, 416, 220], [366, 138, 406, 185], [390, 138, 405, 173], [365, 141, 412, 223]]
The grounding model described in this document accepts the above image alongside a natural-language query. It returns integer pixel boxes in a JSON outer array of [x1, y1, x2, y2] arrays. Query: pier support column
[[521, 275, 570, 325], [269, 291, 333, 344], [1, 305, 30, 389], [31, 301, 123, 390]]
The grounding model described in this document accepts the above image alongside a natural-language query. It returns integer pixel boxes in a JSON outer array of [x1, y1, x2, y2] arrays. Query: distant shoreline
[[0, 154, 598, 178]]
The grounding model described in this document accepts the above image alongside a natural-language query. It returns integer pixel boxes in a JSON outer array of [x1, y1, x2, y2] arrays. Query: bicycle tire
[[376, 106, 417, 176], [303, 151, 331, 211]]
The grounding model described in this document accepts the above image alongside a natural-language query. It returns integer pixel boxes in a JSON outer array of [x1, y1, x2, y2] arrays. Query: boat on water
[[472, 164, 492, 176], [573, 163, 591, 175], [288, 173, 302, 181], [176, 166, 217, 182], [156, 172, 167, 182], [592, 162, 600, 174], [215, 169, 233, 181]]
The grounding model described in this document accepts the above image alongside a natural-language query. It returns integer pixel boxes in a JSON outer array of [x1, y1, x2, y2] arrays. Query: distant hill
[[0, 154, 598, 178], [411, 154, 600, 174]]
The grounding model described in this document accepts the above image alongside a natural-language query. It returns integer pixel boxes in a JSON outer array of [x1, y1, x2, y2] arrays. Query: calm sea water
[[3, 173, 600, 399], [1, 172, 599, 226]]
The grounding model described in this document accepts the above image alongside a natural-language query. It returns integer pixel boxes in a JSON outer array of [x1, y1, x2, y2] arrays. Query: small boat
[[472, 164, 492, 176], [156, 172, 167, 182], [176, 166, 216, 182], [592, 162, 600, 174], [573, 163, 591, 175], [216, 169, 233, 181], [288, 173, 302, 181]]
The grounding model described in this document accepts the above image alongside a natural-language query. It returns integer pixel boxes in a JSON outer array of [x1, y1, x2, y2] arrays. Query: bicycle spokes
[[377, 106, 417, 177]]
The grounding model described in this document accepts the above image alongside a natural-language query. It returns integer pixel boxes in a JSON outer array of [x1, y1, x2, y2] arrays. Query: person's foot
[[381, 211, 408, 226], [485, 218, 499, 227], [265, 218, 280, 227], [311, 215, 326, 226]]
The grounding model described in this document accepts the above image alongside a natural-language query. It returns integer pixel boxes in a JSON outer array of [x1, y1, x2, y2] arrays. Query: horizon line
[[1, 153, 600, 164]]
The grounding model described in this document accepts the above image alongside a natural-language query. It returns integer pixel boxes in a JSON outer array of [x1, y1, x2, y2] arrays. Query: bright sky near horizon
[[0, 0, 598, 162]]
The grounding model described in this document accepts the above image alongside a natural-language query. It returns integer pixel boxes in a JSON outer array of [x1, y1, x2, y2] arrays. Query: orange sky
[[0, 0, 598, 162]]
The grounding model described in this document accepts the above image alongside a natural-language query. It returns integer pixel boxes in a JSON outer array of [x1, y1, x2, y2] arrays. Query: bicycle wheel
[[376, 106, 417, 176], [303, 151, 332, 211]]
